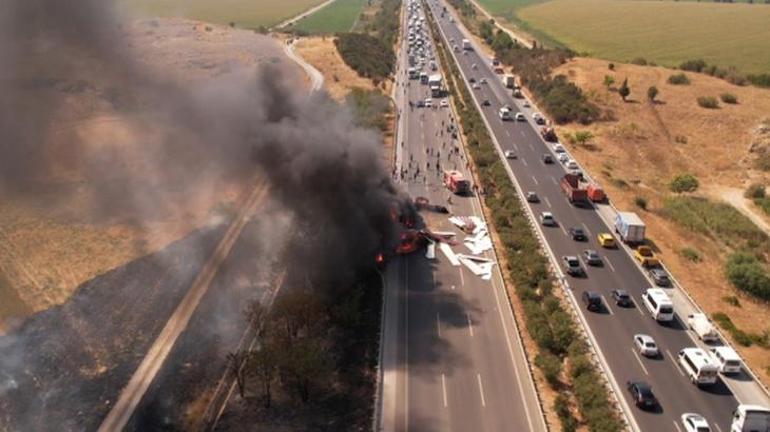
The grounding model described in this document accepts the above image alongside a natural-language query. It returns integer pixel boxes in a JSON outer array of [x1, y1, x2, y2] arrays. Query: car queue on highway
[[422, 0, 770, 430]]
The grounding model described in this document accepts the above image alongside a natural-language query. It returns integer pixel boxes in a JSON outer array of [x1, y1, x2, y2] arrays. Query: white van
[[710, 346, 742, 374], [642, 288, 674, 321], [687, 313, 719, 342], [678, 347, 719, 386], [731, 404, 770, 432]]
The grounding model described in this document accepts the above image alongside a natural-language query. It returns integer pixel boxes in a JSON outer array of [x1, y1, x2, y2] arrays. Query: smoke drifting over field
[[0, 0, 406, 283], [0, 0, 406, 428]]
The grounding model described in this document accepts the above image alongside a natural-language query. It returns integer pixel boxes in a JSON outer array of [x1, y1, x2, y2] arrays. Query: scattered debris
[[439, 242, 461, 266], [457, 254, 496, 280], [464, 227, 492, 255], [426, 241, 436, 259], [414, 196, 450, 214]]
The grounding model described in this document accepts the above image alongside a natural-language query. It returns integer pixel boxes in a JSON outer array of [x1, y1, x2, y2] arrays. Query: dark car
[[582, 291, 602, 312], [526, 191, 539, 203], [627, 381, 658, 410], [562, 255, 583, 276], [582, 249, 602, 266], [611, 289, 633, 307], [569, 227, 587, 241], [469, 77, 476, 83], [481, 99, 491, 106], [542, 154, 554, 164], [649, 268, 671, 287]]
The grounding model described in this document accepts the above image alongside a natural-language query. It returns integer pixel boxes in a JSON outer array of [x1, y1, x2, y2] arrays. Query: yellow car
[[597, 233, 616, 248]]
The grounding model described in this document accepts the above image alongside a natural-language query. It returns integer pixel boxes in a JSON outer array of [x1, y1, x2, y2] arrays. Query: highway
[[425, 0, 770, 430], [378, 2, 546, 431]]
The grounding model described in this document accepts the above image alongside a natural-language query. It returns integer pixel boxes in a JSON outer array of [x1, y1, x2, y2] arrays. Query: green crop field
[[515, 0, 770, 74], [120, 0, 328, 28], [294, 0, 369, 33]]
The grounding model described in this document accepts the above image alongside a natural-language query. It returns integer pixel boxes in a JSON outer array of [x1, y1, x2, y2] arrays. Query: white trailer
[[614, 211, 646, 244], [687, 313, 719, 342]]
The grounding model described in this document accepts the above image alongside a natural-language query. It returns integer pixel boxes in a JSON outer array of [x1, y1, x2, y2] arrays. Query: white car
[[472, 83, 481, 90], [540, 212, 555, 226], [681, 413, 711, 432], [634, 334, 659, 357], [532, 112, 542, 121], [440, 100, 449, 108], [553, 144, 566, 153], [424, 98, 433, 107], [523, 100, 531, 108], [558, 153, 569, 163], [515, 113, 526, 121], [565, 160, 579, 170], [504, 150, 516, 159], [479, 77, 487, 84], [471, 63, 477, 69]]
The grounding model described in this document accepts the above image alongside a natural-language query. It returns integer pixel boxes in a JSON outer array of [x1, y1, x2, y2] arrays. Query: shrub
[[722, 295, 741, 307], [725, 252, 770, 300], [647, 86, 659, 102], [630, 57, 648, 66], [680, 59, 707, 72], [554, 393, 578, 432], [608, 63, 615, 71], [668, 73, 691, 85], [720, 93, 738, 104], [535, 352, 562, 386], [755, 153, 770, 171], [680, 247, 702, 262], [697, 96, 719, 109], [748, 73, 770, 88], [335, 33, 395, 81], [755, 197, 770, 215], [669, 173, 699, 193], [618, 78, 630, 101], [635, 196, 648, 210], [745, 183, 766, 199]]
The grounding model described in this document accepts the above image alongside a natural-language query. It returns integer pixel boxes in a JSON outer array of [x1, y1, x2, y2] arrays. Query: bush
[[722, 295, 741, 307], [680, 247, 703, 262], [647, 86, 659, 102], [720, 93, 738, 104], [554, 393, 578, 432], [630, 57, 648, 66], [755, 197, 770, 215], [535, 352, 562, 386], [335, 33, 395, 81], [680, 59, 707, 72], [748, 73, 770, 88], [725, 252, 770, 300], [669, 173, 699, 193], [668, 73, 691, 85], [755, 152, 770, 172], [635, 196, 648, 210], [697, 96, 719, 109], [745, 183, 766, 199]]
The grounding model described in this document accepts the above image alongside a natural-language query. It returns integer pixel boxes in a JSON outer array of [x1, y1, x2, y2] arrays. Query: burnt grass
[[0, 226, 226, 431], [215, 269, 383, 432]]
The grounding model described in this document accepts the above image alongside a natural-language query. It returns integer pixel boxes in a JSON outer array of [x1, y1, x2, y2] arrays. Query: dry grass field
[[552, 57, 770, 385], [517, 0, 770, 74], [295, 36, 376, 101], [120, 0, 327, 28]]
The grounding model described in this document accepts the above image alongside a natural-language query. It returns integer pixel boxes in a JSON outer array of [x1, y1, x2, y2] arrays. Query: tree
[[573, 131, 594, 146], [618, 78, 630, 101], [249, 345, 279, 408], [227, 351, 249, 398], [279, 336, 334, 403], [669, 173, 699, 193], [603, 75, 615, 89], [647, 85, 659, 102]]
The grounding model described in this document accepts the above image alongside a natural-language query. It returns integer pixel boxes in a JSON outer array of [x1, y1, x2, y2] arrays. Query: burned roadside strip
[[0, 226, 225, 431]]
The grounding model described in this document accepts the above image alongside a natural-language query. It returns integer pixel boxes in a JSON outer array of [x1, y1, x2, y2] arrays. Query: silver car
[[634, 334, 659, 357]]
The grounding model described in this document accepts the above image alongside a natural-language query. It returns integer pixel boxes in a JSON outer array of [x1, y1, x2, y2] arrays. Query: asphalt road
[[426, 0, 770, 430], [378, 3, 546, 431]]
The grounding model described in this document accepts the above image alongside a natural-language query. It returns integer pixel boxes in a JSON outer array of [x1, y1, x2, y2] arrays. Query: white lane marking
[[550, 177, 557, 185], [441, 373, 448, 408], [631, 348, 649, 375], [673, 421, 683, 432], [451, 284, 456, 291], [581, 223, 591, 237], [521, 158, 527, 166], [528, 142, 534, 151], [532, 175, 538, 185], [715, 423, 723, 432], [544, 197, 552, 208], [605, 257, 616, 273], [635, 298, 645, 317], [476, 373, 487, 407], [559, 224, 567, 236], [466, 313, 474, 337], [601, 296, 614, 315], [505, 130, 510, 137], [667, 349, 684, 376], [459, 266, 465, 286], [437, 312, 442, 337], [519, 130, 526, 138], [513, 143, 519, 151]]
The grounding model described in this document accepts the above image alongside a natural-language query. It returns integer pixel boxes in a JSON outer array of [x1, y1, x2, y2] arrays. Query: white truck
[[503, 74, 516, 89], [614, 211, 646, 244], [462, 38, 471, 50], [687, 313, 719, 342], [731, 405, 770, 432], [499, 106, 512, 121]]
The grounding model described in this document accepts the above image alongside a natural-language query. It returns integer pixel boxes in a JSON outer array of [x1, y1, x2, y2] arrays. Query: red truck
[[443, 170, 471, 194], [561, 174, 588, 205]]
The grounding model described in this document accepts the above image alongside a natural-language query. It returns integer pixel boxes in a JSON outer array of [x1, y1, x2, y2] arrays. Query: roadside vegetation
[[335, 0, 401, 83], [294, 0, 369, 33], [660, 196, 770, 301], [450, 0, 598, 124], [347, 87, 392, 131], [429, 13, 621, 432]]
